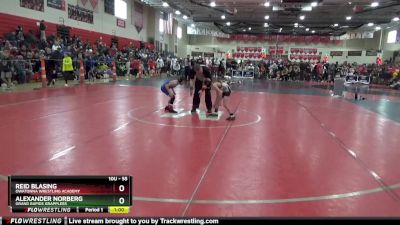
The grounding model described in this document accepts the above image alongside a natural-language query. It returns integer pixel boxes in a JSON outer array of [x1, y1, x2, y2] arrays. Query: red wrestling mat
[[0, 85, 399, 216]]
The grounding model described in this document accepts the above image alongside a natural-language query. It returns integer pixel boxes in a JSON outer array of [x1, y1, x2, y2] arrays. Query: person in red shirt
[[316, 61, 323, 81], [131, 58, 141, 78]]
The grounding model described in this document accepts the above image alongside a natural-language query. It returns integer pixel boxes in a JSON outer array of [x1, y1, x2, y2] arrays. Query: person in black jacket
[[190, 64, 213, 115], [40, 20, 46, 42], [45, 48, 57, 86], [1, 57, 13, 88]]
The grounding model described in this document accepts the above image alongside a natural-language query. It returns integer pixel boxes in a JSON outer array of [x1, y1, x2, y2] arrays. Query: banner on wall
[[68, 4, 94, 24], [340, 31, 374, 40], [269, 46, 284, 55], [133, 2, 144, 33], [288, 48, 320, 62], [47, 0, 65, 10], [20, 0, 44, 12], [104, 0, 114, 15], [187, 26, 230, 38], [330, 51, 343, 56], [78, 0, 99, 13], [348, 51, 362, 56], [366, 50, 378, 56], [217, 34, 341, 44]]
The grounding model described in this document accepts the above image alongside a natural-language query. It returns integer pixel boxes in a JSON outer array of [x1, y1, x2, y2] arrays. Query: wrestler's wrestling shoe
[[207, 112, 219, 117], [226, 114, 236, 121], [168, 106, 178, 113]]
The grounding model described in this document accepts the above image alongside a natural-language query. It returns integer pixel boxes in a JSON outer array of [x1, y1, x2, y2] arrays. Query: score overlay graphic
[[8, 176, 132, 213]]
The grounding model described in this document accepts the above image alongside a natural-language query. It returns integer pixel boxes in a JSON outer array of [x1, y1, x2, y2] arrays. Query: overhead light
[[302, 6, 312, 11], [299, 15, 305, 20], [393, 17, 400, 21], [221, 15, 226, 20], [243, 29, 246, 32], [183, 15, 188, 20], [311, 2, 318, 7], [162, 2, 169, 7], [334, 23, 339, 27], [371, 2, 379, 7], [248, 27, 252, 31], [312, 30, 315, 33], [294, 23, 298, 27], [279, 27, 282, 32], [306, 28, 310, 31], [264, 23, 269, 27], [226, 22, 231, 26], [272, 6, 279, 11], [367, 22, 374, 26], [264, 1, 270, 7], [375, 26, 381, 30], [346, 16, 352, 20], [175, 10, 181, 15], [348, 2, 352, 5], [210, 1, 216, 7], [264, 15, 270, 20], [191, 23, 195, 27]]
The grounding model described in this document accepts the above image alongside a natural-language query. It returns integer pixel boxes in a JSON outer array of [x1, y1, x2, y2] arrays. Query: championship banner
[[104, 0, 114, 15], [47, 0, 65, 10], [68, 4, 94, 24], [20, 0, 44, 12], [187, 26, 230, 38], [133, 2, 144, 33], [269, 46, 284, 55], [218, 34, 340, 44], [78, 0, 98, 13]]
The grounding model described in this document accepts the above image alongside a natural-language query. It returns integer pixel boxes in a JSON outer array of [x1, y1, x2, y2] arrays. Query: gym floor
[[0, 78, 400, 216]]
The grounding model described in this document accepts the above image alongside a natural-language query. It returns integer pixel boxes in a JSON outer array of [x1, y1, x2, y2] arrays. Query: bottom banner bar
[[1, 217, 399, 225], [11, 207, 111, 214]]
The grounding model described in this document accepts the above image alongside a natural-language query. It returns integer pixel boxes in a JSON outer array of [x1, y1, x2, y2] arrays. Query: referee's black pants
[[192, 79, 212, 112]]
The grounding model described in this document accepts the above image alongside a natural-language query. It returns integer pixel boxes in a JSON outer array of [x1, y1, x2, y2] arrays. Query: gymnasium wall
[[152, 11, 189, 58], [186, 30, 394, 64], [0, 0, 155, 48], [381, 24, 400, 61], [176, 23, 189, 58]]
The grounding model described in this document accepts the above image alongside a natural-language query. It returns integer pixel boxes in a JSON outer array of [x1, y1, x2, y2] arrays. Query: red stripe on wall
[[0, 12, 154, 50]]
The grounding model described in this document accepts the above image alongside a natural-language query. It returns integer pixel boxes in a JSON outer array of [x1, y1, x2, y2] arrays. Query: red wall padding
[[0, 12, 154, 50]]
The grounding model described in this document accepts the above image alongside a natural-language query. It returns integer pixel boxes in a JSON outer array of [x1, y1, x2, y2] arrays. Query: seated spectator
[[1, 56, 13, 89]]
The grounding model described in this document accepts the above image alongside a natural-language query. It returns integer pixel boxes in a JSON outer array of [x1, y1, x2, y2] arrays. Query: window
[[177, 27, 182, 39], [159, 18, 164, 33], [387, 30, 397, 43], [115, 0, 127, 20]]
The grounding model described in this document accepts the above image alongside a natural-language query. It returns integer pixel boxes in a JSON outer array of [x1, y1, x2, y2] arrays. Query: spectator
[[1, 56, 13, 89], [16, 26, 24, 47], [39, 20, 46, 42], [156, 57, 164, 76], [62, 52, 74, 87], [172, 59, 180, 76]]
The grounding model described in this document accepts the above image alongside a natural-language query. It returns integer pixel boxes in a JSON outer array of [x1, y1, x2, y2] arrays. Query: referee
[[190, 64, 213, 115]]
